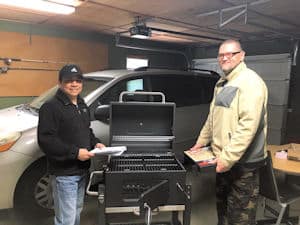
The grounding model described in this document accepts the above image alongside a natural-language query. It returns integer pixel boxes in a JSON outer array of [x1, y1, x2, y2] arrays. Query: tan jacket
[[197, 62, 268, 170]]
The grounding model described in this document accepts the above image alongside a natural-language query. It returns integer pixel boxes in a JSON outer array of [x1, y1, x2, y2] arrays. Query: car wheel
[[14, 157, 53, 216]]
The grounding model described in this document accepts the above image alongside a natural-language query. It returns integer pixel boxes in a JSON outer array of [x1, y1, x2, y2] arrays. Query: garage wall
[[192, 39, 293, 59], [108, 37, 188, 70], [0, 21, 189, 109], [285, 50, 300, 143], [0, 31, 108, 97], [109, 47, 187, 70]]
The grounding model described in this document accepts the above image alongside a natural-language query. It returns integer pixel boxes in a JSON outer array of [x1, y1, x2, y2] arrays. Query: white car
[[0, 68, 218, 214]]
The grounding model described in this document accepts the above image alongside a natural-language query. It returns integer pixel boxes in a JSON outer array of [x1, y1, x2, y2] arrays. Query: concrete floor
[[0, 167, 299, 225]]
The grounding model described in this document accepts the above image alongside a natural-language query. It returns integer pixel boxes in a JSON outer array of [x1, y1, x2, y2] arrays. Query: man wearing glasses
[[191, 39, 268, 225], [38, 64, 105, 225]]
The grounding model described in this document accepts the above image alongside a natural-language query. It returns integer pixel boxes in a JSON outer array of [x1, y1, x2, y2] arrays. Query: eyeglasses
[[218, 51, 241, 59], [62, 79, 83, 84]]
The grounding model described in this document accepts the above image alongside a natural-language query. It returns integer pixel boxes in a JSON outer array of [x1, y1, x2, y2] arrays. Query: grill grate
[[109, 155, 183, 172], [145, 164, 180, 171], [109, 223, 171, 225]]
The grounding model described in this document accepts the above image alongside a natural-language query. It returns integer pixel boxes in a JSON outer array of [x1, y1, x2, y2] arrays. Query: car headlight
[[0, 131, 21, 152]]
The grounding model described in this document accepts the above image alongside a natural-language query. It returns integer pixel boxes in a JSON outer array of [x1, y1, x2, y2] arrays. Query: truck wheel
[[14, 157, 53, 216]]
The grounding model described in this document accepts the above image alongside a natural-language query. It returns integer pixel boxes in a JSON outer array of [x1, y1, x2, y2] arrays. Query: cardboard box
[[267, 143, 300, 162]]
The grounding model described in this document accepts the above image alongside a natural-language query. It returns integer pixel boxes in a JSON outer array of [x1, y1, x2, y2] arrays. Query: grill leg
[[172, 211, 181, 225], [97, 184, 106, 225], [183, 185, 192, 225]]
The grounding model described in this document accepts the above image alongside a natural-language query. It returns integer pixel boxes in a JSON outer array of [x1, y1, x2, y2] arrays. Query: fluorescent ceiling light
[[48, 0, 84, 7], [0, 0, 75, 15]]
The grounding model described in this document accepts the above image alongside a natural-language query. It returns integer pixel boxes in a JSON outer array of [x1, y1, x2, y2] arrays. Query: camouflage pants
[[216, 166, 259, 225]]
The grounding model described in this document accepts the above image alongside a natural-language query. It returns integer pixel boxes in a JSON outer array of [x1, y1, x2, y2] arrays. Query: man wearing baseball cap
[[38, 64, 105, 225]]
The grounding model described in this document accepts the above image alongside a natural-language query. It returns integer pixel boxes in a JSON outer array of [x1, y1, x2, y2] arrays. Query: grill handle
[[119, 91, 166, 103], [86, 171, 103, 196]]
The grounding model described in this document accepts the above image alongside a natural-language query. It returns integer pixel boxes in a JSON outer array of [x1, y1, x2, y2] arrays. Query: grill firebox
[[105, 153, 187, 208]]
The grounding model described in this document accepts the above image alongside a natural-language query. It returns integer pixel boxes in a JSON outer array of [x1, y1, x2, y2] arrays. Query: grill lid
[[109, 101, 175, 153]]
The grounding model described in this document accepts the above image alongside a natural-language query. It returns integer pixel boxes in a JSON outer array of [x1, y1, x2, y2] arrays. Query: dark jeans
[[216, 166, 259, 225]]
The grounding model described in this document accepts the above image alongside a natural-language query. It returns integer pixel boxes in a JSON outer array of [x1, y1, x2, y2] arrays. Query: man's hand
[[78, 148, 95, 161], [189, 143, 204, 151], [215, 158, 228, 173], [95, 143, 106, 149], [206, 157, 228, 173]]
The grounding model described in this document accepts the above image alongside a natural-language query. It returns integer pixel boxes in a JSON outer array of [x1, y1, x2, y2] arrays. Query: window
[[149, 74, 216, 107], [95, 77, 148, 106], [126, 79, 143, 91], [126, 57, 148, 69]]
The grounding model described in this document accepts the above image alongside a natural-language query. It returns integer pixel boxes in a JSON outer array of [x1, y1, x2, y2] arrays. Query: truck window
[[98, 77, 147, 105], [149, 74, 216, 107]]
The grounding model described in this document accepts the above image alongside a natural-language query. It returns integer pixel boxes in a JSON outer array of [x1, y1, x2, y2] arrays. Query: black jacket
[[38, 89, 100, 176]]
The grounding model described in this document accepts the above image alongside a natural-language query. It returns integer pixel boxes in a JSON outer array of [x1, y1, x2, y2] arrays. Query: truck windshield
[[29, 79, 108, 110]]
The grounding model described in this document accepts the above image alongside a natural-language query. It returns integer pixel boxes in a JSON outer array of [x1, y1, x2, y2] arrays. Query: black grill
[[90, 96, 191, 225]]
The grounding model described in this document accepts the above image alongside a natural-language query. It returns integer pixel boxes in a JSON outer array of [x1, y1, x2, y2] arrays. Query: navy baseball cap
[[59, 64, 83, 82]]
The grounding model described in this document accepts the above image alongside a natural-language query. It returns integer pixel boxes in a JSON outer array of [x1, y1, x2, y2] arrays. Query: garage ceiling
[[0, 0, 299, 46]]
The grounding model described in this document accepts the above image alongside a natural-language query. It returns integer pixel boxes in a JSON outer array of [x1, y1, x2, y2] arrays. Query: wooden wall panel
[[0, 31, 108, 96]]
